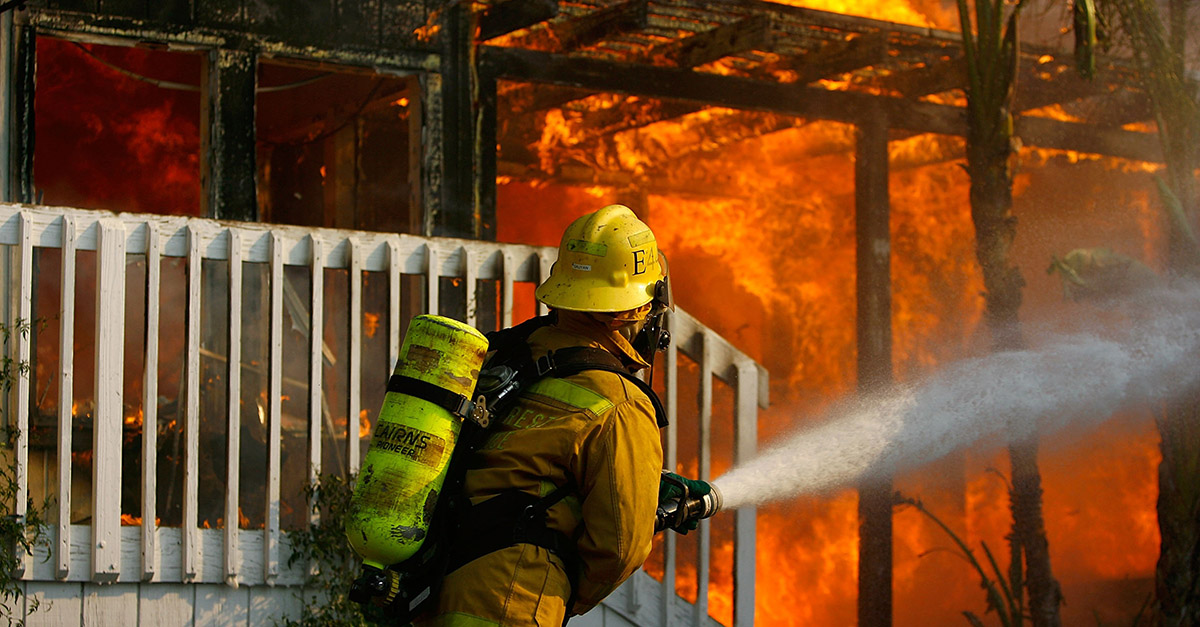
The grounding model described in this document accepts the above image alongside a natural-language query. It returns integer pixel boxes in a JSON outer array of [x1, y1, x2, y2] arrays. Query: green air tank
[[345, 314, 488, 569]]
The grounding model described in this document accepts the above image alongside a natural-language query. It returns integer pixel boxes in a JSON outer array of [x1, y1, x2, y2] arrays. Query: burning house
[[0, 0, 1178, 625]]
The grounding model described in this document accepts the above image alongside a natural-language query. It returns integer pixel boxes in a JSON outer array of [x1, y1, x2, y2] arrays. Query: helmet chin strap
[[631, 279, 672, 385]]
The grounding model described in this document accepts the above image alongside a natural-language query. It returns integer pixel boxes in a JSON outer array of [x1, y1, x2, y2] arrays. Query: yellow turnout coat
[[416, 312, 664, 626]]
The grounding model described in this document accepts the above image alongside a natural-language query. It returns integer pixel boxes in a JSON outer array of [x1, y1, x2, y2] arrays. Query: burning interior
[[5, 0, 1182, 624]]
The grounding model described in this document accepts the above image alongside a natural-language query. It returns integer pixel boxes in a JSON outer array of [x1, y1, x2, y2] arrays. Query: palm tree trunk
[[965, 81, 1064, 627]]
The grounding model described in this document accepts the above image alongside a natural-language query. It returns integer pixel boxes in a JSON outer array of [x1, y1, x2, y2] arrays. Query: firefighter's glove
[[658, 471, 711, 534]]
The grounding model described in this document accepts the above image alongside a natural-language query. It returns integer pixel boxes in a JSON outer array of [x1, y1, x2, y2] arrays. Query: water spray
[[711, 282, 1200, 511]]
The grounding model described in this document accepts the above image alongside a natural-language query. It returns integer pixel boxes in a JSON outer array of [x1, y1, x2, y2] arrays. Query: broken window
[[256, 60, 421, 234], [33, 36, 202, 215]]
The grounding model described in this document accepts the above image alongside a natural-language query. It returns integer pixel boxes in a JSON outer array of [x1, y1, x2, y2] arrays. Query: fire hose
[[655, 471, 723, 533]]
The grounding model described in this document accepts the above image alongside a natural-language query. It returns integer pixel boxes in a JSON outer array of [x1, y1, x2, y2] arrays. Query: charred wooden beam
[[201, 49, 258, 221], [855, 110, 893, 627], [1014, 57, 1124, 112], [560, 99, 705, 153], [544, 0, 648, 52], [499, 0, 647, 115], [497, 160, 743, 199], [478, 0, 559, 42], [481, 46, 1163, 163], [1062, 89, 1154, 128], [500, 0, 648, 53], [874, 56, 966, 98], [769, 31, 889, 85], [504, 6, 760, 116], [1014, 115, 1160, 162], [504, 83, 595, 117], [10, 22, 33, 203], [439, 2, 479, 238], [646, 14, 773, 68], [482, 44, 949, 128], [561, 110, 805, 174], [478, 71, 498, 239]]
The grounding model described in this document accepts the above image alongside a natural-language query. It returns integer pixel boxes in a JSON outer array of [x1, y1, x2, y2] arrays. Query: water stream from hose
[[713, 282, 1200, 510]]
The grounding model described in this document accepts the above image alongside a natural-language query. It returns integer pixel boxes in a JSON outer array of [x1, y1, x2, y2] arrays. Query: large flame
[[28, 7, 1167, 626], [499, 53, 1164, 625], [34, 37, 201, 215]]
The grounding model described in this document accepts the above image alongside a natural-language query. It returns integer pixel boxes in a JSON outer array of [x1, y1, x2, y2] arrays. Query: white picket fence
[[0, 203, 765, 626]]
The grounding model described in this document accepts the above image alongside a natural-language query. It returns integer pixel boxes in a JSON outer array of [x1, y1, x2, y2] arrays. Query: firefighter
[[415, 204, 698, 626]]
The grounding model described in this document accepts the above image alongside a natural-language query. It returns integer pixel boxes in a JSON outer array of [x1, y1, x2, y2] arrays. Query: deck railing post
[[11, 211, 32, 578], [695, 331, 714, 625], [308, 236, 325, 513], [265, 231, 284, 584], [183, 225, 202, 582], [733, 360, 759, 627], [225, 229, 243, 586], [92, 218, 126, 583], [141, 222, 161, 581], [56, 216, 76, 580]]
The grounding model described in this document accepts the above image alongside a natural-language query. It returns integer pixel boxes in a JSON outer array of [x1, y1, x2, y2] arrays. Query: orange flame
[[359, 409, 372, 439], [364, 312, 381, 338], [501, 54, 1164, 621]]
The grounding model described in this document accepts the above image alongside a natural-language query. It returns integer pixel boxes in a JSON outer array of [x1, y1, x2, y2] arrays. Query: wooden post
[[477, 68, 498, 241], [201, 49, 258, 221], [437, 2, 479, 238], [93, 219, 127, 582], [0, 12, 15, 202], [406, 75, 426, 235], [56, 217, 76, 580], [732, 360, 759, 627], [855, 112, 893, 627], [9, 23, 33, 204]]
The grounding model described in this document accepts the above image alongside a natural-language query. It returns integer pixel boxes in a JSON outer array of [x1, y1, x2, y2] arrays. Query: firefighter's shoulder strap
[[484, 314, 668, 429]]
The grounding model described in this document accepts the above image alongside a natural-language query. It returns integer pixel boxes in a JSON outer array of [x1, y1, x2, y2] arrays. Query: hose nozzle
[[655, 481, 722, 533]]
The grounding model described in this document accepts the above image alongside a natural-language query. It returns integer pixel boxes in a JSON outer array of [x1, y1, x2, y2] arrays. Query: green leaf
[[1073, 0, 1097, 79], [964, 610, 988, 627]]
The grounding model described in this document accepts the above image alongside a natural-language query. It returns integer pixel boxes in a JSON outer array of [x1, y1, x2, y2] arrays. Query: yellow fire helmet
[[535, 204, 666, 313]]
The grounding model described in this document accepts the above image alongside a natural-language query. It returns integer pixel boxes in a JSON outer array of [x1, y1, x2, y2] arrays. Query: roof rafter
[[478, 0, 559, 42], [481, 45, 1162, 163]]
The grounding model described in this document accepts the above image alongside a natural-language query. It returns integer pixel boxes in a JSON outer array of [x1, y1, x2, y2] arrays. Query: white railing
[[0, 203, 765, 626]]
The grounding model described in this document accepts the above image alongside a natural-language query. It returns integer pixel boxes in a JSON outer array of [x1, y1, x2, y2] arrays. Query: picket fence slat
[[92, 219, 126, 582], [694, 332, 714, 623], [661, 312, 680, 627], [182, 226, 202, 582], [265, 231, 284, 583], [14, 211, 32, 578], [142, 223, 161, 581], [348, 240, 363, 475], [308, 237, 325, 506], [225, 229, 243, 586], [426, 246, 440, 315], [733, 360, 759, 627], [56, 216, 76, 580]]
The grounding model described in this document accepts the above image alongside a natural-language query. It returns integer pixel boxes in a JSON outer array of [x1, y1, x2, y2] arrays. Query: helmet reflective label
[[567, 239, 607, 257], [572, 263, 592, 272], [627, 230, 655, 247]]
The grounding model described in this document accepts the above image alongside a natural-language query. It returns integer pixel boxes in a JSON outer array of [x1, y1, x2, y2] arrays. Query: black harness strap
[[435, 316, 668, 623], [387, 374, 476, 419], [446, 478, 579, 575]]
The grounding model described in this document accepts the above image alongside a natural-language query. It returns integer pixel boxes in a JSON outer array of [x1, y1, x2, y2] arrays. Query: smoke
[[714, 281, 1200, 510]]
